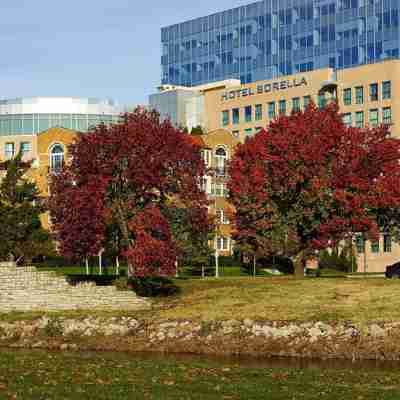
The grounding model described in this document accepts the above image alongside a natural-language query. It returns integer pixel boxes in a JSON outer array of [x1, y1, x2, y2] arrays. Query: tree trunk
[[114, 202, 135, 278], [293, 251, 307, 279], [253, 255, 256, 278], [115, 256, 120, 276]]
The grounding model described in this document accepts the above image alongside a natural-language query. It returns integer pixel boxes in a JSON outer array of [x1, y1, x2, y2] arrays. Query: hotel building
[[151, 59, 400, 272]]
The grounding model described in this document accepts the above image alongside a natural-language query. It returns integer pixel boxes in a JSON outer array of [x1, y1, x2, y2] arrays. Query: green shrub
[[128, 277, 180, 298]]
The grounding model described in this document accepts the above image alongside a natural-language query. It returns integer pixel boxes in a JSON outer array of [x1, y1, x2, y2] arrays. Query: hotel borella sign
[[221, 77, 308, 102]]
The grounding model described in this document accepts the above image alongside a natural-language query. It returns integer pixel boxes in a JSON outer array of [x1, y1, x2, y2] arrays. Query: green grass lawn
[[153, 276, 400, 323], [0, 349, 399, 399]]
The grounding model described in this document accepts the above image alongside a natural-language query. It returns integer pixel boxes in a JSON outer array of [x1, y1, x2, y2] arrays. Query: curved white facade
[[0, 97, 123, 136]]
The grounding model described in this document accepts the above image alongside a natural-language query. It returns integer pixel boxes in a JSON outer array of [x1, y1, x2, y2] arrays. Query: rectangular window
[[244, 128, 253, 138], [232, 108, 240, 124], [255, 104, 262, 121], [318, 94, 326, 109], [343, 88, 352, 105], [222, 110, 229, 126], [201, 149, 212, 167], [384, 234, 392, 253], [216, 209, 229, 225], [216, 236, 229, 251], [355, 111, 364, 128], [20, 141, 31, 155], [4, 142, 14, 159], [355, 86, 364, 104], [355, 235, 365, 254], [292, 97, 300, 112], [369, 109, 379, 126], [245, 105, 252, 122], [212, 183, 228, 197], [370, 83, 378, 101], [371, 240, 380, 253], [342, 113, 352, 127], [382, 81, 391, 100], [303, 95, 311, 109], [268, 102, 276, 119], [279, 99, 286, 115], [383, 107, 392, 125]]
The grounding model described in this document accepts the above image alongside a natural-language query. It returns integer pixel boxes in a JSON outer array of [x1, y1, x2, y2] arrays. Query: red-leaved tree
[[48, 108, 210, 277], [228, 103, 400, 278]]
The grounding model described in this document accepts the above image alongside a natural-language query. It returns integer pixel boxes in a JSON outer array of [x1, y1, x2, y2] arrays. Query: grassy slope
[[154, 276, 400, 323], [1, 350, 400, 400]]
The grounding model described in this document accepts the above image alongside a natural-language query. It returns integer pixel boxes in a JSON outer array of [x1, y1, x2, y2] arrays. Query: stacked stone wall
[[0, 266, 150, 312]]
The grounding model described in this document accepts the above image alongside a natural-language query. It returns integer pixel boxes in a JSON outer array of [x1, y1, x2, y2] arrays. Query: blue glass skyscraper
[[161, 0, 400, 87]]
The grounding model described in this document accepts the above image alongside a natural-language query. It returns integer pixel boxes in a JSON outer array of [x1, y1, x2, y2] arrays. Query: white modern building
[[0, 97, 123, 136]]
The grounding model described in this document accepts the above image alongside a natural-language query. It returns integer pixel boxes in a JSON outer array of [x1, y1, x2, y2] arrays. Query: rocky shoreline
[[1, 316, 400, 361]]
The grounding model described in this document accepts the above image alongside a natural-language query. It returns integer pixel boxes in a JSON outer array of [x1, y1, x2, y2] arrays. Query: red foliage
[[48, 108, 209, 276], [228, 102, 400, 275]]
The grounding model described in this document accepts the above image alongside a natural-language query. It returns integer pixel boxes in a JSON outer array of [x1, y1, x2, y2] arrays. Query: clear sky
[[0, 0, 251, 108]]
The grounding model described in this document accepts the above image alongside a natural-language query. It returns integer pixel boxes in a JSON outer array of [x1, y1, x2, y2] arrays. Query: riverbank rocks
[[1, 317, 400, 360], [0, 265, 150, 312]]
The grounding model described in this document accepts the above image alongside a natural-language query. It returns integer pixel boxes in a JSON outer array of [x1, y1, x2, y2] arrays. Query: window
[[355, 235, 365, 254], [369, 109, 379, 126], [382, 81, 391, 100], [371, 240, 380, 253], [4, 142, 15, 159], [50, 143, 65, 173], [214, 147, 227, 176], [268, 102, 276, 119], [342, 113, 352, 127], [370, 83, 378, 101], [232, 130, 240, 138], [279, 100, 286, 115], [383, 107, 392, 125], [318, 94, 326, 109], [245, 105, 252, 122], [232, 108, 240, 124], [292, 97, 300, 112], [355, 86, 364, 104], [216, 209, 229, 224], [384, 234, 392, 253], [216, 236, 230, 251], [201, 149, 212, 167], [244, 128, 253, 138], [20, 142, 31, 155], [222, 110, 229, 126], [355, 111, 364, 128], [255, 104, 262, 121], [212, 183, 228, 197], [303, 95, 311, 109], [343, 88, 352, 105]]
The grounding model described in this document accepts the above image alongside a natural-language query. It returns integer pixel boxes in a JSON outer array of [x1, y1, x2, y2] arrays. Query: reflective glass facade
[[0, 114, 121, 136], [0, 97, 122, 136], [161, 0, 400, 87]]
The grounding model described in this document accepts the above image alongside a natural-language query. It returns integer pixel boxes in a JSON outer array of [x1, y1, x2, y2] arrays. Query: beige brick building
[[153, 59, 400, 272]]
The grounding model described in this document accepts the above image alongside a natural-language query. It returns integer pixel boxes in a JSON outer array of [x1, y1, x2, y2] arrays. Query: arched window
[[50, 143, 64, 173], [214, 147, 227, 176]]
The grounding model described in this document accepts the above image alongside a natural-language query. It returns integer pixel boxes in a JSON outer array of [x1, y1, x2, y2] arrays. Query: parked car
[[385, 262, 400, 279]]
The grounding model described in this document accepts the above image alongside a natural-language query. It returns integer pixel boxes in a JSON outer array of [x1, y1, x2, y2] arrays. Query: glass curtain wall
[[161, 0, 400, 87]]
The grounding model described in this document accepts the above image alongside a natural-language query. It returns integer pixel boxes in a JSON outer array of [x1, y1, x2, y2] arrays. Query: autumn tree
[[48, 108, 211, 277], [0, 153, 54, 263], [228, 103, 400, 278]]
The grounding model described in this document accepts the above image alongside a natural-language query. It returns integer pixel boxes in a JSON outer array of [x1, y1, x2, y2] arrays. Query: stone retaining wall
[[2, 317, 400, 361], [0, 266, 150, 312]]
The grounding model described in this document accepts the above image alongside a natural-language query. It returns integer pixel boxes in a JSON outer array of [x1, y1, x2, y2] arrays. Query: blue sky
[[0, 0, 251, 108]]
